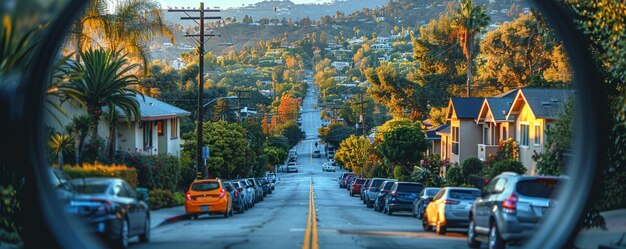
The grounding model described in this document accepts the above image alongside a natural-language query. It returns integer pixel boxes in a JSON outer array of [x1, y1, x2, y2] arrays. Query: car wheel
[[417, 207, 423, 219], [350, 192, 354, 197], [489, 223, 505, 249], [436, 220, 447, 235], [422, 216, 432, 232], [139, 215, 150, 243], [366, 200, 373, 208], [117, 218, 129, 249], [412, 206, 417, 218], [468, 218, 481, 248], [224, 211, 229, 218]]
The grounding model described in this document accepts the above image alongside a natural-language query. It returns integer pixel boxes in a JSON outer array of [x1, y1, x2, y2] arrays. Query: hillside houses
[[432, 88, 574, 175]]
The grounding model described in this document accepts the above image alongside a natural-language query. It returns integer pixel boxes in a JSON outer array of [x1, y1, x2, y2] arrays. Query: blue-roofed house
[[426, 124, 449, 157], [475, 90, 518, 161], [506, 88, 574, 174], [113, 94, 191, 157], [444, 97, 484, 164]]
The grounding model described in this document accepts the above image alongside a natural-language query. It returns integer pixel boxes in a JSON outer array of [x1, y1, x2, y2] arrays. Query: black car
[[68, 178, 150, 248], [412, 187, 441, 219], [374, 180, 397, 212], [258, 178, 272, 195], [224, 181, 245, 214], [383, 182, 424, 215], [248, 178, 264, 202]]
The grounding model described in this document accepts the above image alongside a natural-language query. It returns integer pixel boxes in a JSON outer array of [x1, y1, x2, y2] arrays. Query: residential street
[[131, 85, 469, 249]]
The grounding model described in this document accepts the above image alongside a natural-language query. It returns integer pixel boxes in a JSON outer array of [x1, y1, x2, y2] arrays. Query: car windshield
[[448, 189, 481, 200], [224, 183, 234, 192], [516, 179, 560, 198], [396, 184, 423, 193], [191, 182, 220, 191], [356, 179, 366, 184], [382, 182, 395, 190], [370, 180, 385, 188], [73, 184, 109, 194]]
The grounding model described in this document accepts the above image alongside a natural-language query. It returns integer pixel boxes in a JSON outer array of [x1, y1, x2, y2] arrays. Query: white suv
[[287, 162, 298, 173]]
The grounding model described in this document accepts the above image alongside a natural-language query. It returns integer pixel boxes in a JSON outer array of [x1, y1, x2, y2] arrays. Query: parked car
[[49, 167, 76, 202], [327, 150, 335, 159], [322, 163, 335, 172], [287, 162, 298, 173], [223, 181, 245, 214], [350, 178, 367, 196], [338, 172, 354, 188], [364, 178, 388, 208], [237, 179, 256, 207], [346, 175, 357, 192], [374, 180, 397, 212], [288, 156, 297, 163], [467, 173, 563, 249], [231, 181, 250, 210], [248, 178, 264, 202], [258, 178, 272, 195], [312, 149, 321, 158], [423, 187, 481, 235], [265, 173, 278, 185], [412, 187, 441, 219], [383, 182, 424, 215], [68, 178, 150, 248], [185, 179, 234, 219], [360, 179, 371, 201]]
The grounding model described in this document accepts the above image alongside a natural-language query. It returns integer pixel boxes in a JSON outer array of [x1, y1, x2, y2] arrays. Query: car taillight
[[391, 192, 399, 197], [235, 190, 239, 198], [502, 193, 518, 213], [444, 199, 460, 205], [185, 192, 192, 201], [219, 189, 225, 198]]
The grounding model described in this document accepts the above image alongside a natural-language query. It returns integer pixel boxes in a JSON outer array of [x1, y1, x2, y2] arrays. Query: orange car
[[185, 179, 233, 219]]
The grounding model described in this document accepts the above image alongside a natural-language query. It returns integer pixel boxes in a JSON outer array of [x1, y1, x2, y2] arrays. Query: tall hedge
[[62, 163, 138, 187]]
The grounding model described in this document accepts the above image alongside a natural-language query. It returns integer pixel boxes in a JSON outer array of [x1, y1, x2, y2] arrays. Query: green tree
[[485, 159, 526, 179], [48, 133, 74, 169], [318, 122, 355, 148], [60, 48, 142, 142], [335, 135, 371, 176], [451, 0, 490, 97], [379, 125, 429, 178], [278, 121, 305, 148], [461, 157, 483, 179], [66, 114, 92, 165], [492, 138, 520, 162], [264, 146, 288, 170], [446, 165, 464, 186], [365, 65, 423, 120]]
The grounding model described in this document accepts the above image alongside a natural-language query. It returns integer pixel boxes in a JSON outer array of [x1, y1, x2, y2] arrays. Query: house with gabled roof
[[426, 124, 449, 157], [114, 95, 191, 157], [506, 88, 574, 174], [475, 90, 517, 161], [442, 97, 484, 164]]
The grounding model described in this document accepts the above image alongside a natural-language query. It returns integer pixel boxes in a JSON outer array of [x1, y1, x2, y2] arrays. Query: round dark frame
[[8, 0, 607, 248]]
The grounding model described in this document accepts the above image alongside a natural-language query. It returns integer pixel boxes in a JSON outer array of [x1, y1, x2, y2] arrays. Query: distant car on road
[[312, 149, 321, 158], [322, 162, 336, 172], [467, 173, 562, 249], [423, 187, 481, 235], [68, 178, 150, 248], [412, 187, 441, 219], [350, 178, 367, 197], [383, 182, 424, 215], [287, 162, 298, 173]]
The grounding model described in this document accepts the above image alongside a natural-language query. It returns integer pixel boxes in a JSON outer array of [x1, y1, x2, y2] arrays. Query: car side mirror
[[138, 192, 149, 202]]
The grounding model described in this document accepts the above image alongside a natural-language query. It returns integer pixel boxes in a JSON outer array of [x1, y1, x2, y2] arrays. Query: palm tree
[[103, 105, 121, 160], [70, 0, 174, 69], [48, 133, 74, 170], [59, 48, 142, 143], [451, 0, 490, 97], [66, 114, 92, 165]]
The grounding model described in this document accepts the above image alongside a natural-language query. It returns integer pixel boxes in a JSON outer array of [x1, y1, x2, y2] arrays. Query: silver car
[[423, 187, 481, 235], [467, 173, 563, 249]]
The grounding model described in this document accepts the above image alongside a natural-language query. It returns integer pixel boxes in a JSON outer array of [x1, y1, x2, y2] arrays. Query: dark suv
[[374, 180, 397, 212], [383, 182, 424, 215], [468, 172, 563, 249]]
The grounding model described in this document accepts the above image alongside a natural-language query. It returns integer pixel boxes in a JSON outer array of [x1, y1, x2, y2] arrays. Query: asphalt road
[[131, 84, 469, 249]]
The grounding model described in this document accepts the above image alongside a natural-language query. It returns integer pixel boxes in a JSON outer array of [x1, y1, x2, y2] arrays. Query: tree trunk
[[466, 37, 474, 98], [88, 105, 102, 144], [58, 151, 64, 171], [75, 21, 83, 62], [107, 125, 116, 161]]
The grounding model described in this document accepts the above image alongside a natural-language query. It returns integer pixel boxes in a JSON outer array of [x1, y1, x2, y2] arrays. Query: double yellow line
[[303, 178, 319, 249]]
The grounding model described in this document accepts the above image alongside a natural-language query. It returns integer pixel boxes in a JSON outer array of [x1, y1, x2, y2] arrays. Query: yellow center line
[[303, 178, 319, 249]]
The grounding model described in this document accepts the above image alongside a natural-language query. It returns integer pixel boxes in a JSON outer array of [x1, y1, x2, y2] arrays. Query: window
[[171, 118, 178, 138], [142, 122, 153, 148], [122, 182, 137, 199], [534, 124, 541, 145], [452, 126, 460, 155], [157, 120, 164, 136], [520, 124, 529, 146]]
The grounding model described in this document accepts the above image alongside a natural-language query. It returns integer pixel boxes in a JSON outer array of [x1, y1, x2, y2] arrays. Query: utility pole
[[356, 93, 369, 137], [232, 89, 251, 123], [169, 3, 221, 179]]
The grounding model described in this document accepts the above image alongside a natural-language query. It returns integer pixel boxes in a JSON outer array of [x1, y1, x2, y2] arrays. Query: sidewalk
[[576, 209, 626, 248], [150, 205, 186, 229]]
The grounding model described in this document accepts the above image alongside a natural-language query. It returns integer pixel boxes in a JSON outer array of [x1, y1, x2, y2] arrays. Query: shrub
[[492, 138, 519, 162], [119, 153, 182, 191], [0, 185, 21, 244], [485, 159, 527, 179], [445, 166, 464, 186], [148, 189, 180, 210], [173, 192, 186, 206], [462, 157, 484, 178], [62, 162, 138, 187], [393, 165, 410, 181]]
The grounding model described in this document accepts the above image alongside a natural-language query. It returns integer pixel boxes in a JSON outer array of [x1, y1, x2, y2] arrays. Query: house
[[331, 61, 351, 70], [475, 90, 517, 161], [441, 97, 484, 164], [170, 59, 186, 70], [506, 88, 574, 174], [426, 124, 449, 157], [113, 95, 191, 157]]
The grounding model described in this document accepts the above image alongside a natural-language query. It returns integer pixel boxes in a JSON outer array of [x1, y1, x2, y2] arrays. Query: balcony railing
[[478, 144, 499, 161]]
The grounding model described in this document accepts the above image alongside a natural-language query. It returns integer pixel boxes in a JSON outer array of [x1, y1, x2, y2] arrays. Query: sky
[[156, 0, 332, 9]]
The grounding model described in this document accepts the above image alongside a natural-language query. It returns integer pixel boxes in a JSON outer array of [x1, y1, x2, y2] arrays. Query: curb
[[152, 214, 187, 229]]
